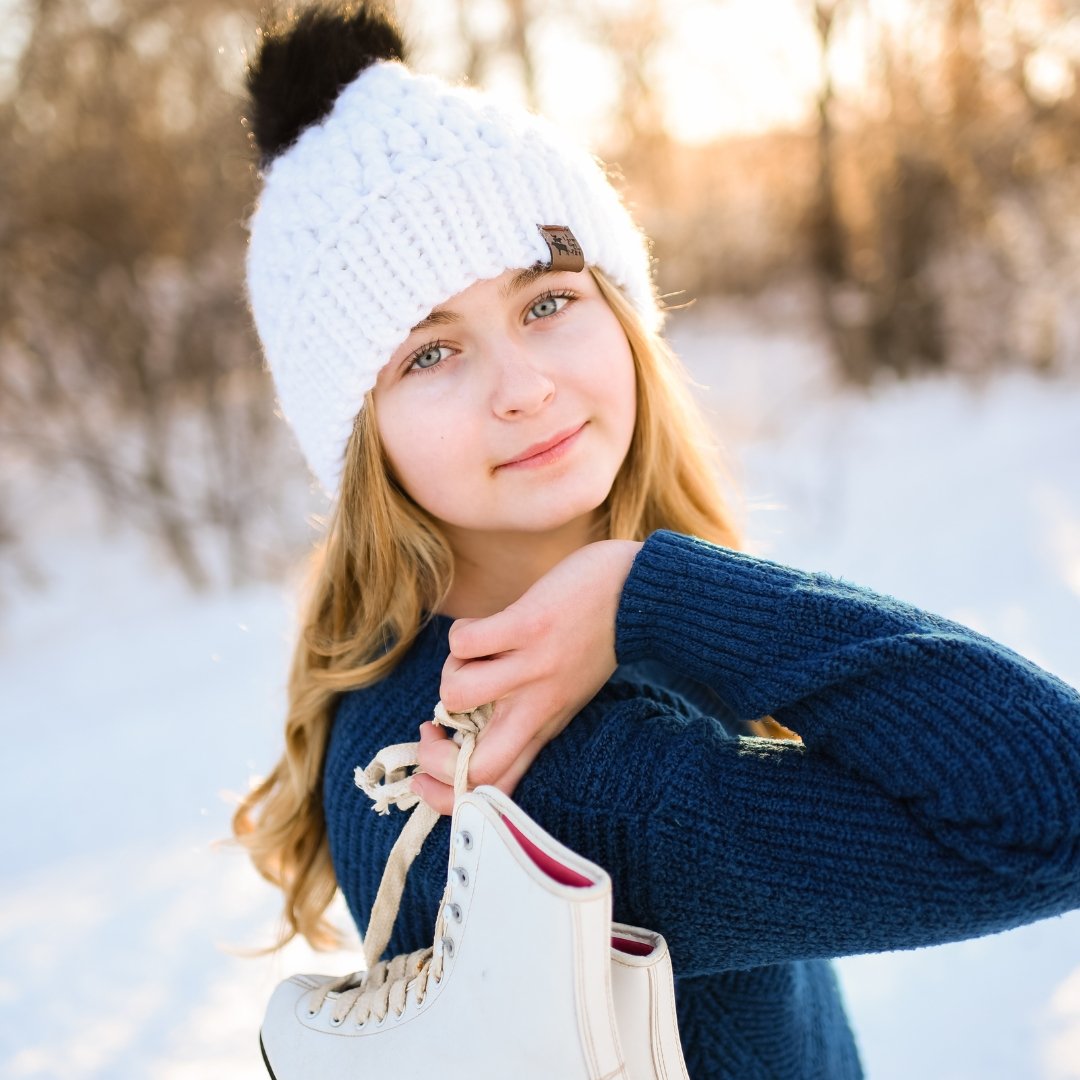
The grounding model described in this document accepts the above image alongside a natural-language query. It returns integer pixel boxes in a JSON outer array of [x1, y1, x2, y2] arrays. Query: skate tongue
[[310, 946, 439, 1027], [326, 971, 365, 994]]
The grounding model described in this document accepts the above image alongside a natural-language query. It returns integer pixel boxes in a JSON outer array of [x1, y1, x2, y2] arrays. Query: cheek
[[593, 327, 637, 435], [376, 403, 475, 507]]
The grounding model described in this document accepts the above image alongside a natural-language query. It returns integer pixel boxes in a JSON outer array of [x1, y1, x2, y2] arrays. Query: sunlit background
[[1, 0, 1079, 1077]]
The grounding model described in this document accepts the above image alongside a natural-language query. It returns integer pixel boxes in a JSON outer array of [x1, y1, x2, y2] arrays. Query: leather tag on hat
[[537, 225, 584, 272]]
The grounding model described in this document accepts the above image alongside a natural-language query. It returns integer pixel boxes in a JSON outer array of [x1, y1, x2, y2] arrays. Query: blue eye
[[526, 291, 575, 322], [406, 342, 453, 375]]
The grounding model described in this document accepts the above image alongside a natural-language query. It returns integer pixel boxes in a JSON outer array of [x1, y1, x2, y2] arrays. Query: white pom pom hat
[[244, 60, 661, 498]]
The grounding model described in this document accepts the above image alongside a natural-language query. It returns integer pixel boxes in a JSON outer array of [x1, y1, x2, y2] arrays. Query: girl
[[235, 4, 1080, 1077]]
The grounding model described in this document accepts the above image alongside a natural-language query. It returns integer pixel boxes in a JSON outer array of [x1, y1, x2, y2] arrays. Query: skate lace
[[308, 700, 493, 1027]]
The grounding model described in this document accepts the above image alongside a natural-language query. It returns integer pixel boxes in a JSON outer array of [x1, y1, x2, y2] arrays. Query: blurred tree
[[803, 0, 1080, 382], [2, 0, 1078, 603], [427, 0, 1080, 381], [0, 0, 312, 590]]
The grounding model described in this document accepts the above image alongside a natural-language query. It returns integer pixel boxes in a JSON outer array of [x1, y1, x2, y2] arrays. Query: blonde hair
[[232, 265, 795, 952]]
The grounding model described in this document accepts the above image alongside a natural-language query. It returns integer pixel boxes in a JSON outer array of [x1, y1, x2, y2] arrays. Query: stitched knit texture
[[244, 59, 659, 496], [323, 529, 1080, 1079]]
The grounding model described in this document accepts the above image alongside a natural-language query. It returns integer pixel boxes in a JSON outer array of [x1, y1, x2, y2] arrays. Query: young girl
[[235, 4, 1080, 1077]]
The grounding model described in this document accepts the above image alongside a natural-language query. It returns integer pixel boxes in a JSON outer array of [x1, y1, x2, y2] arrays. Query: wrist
[[607, 539, 644, 590]]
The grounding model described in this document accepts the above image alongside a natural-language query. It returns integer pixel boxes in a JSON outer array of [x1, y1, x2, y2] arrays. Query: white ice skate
[[259, 702, 690, 1080]]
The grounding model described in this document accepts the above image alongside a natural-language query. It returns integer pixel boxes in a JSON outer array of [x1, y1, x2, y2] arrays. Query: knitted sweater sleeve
[[537, 528, 1080, 977]]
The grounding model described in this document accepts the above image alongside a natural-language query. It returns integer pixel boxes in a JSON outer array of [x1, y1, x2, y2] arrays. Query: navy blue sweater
[[323, 529, 1080, 1078]]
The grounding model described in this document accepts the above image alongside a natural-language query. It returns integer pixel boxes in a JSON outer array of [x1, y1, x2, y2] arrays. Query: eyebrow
[[407, 264, 558, 335], [500, 263, 557, 299]]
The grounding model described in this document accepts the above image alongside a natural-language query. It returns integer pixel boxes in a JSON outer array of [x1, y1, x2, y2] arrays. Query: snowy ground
[[1, 294, 1078, 1078]]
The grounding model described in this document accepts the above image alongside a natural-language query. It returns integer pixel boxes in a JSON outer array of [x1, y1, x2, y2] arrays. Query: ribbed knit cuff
[[615, 529, 804, 698]]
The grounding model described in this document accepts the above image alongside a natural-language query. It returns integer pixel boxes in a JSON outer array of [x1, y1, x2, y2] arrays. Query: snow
[[2, 294, 1078, 1078]]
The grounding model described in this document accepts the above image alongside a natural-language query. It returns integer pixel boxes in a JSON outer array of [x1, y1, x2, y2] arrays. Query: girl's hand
[[411, 720, 545, 816], [411, 539, 643, 816]]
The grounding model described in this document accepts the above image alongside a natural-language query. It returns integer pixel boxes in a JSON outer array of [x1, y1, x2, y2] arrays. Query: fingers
[[440, 652, 524, 715], [447, 616, 486, 658], [416, 721, 460, 786], [411, 733, 545, 818], [448, 605, 531, 660], [410, 773, 454, 817], [416, 715, 536, 791]]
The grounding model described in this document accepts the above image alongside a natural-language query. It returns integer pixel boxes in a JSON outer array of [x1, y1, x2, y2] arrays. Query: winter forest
[[1, 0, 1079, 1076]]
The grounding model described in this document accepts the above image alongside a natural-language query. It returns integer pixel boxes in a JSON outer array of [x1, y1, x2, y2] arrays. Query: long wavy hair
[[232, 265, 796, 952]]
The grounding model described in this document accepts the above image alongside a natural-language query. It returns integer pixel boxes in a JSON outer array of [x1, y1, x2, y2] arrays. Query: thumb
[[467, 710, 531, 788], [491, 735, 546, 800]]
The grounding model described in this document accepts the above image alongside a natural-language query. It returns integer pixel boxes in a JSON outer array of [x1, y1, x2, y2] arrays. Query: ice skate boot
[[261, 777, 626, 1078], [260, 701, 688, 1079], [610, 923, 691, 1080]]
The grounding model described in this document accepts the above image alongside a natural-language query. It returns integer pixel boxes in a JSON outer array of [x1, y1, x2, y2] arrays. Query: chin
[[432, 470, 617, 534], [520, 488, 614, 533]]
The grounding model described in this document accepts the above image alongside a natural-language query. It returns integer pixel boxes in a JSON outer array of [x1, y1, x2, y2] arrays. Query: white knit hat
[[244, 59, 661, 498]]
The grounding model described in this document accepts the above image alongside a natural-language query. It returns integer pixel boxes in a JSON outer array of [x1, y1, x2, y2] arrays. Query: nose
[[489, 340, 556, 417]]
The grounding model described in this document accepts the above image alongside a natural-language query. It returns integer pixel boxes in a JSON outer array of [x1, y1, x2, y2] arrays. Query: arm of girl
[[420, 522, 1080, 880], [475, 527, 1080, 970], [413, 527, 1080, 967]]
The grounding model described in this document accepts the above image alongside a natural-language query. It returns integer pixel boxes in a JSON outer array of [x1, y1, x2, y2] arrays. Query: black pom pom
[[245, 2, 407, 166]]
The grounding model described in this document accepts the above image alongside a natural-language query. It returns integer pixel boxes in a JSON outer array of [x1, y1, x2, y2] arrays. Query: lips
[[494, 423, 587, 470]]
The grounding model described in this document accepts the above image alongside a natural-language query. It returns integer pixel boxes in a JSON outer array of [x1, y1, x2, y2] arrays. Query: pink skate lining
[[611, 937, 654, 955], [502, 813, 594, 887], [500, 814, 656, 957]]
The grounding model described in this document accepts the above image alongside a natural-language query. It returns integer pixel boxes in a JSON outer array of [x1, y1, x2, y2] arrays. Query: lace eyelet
[[454, 829, 473, 850], [448, 902, 462, 923], [441, 935, 456, 958], [306, 1008, 317, 1018], [329, 1015, 344, 1027], [451, 866, 469, 887]]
